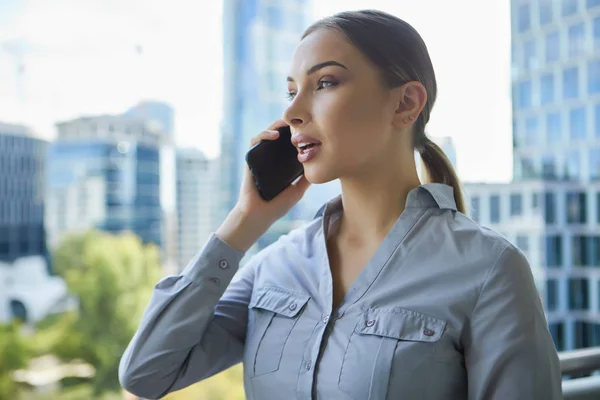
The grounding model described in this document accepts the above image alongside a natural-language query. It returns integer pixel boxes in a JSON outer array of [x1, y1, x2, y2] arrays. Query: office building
[[176, 148, 216, 270], [0, 122, 49, 269], [46, 115, 164, 251]]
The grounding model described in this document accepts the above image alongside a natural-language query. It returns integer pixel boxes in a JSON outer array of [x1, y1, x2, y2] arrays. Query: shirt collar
[[313, 183, 457, 219]]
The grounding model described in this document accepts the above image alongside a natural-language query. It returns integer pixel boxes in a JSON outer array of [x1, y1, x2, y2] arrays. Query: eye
[[317, 78, 338, 90], [286, 91, 297, 101]]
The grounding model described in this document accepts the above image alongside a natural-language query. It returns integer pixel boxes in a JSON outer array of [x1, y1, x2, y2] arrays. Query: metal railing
[[560, 347, 600, 399]]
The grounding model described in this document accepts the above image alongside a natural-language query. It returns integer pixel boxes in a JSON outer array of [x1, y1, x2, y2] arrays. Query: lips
[[291, 134, 321, 163], [291, 134, 321, 151]]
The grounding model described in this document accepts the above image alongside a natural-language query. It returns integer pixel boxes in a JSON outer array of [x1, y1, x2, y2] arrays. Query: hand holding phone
[[216, 122, 311, 252], [246, 125, 304, 201]]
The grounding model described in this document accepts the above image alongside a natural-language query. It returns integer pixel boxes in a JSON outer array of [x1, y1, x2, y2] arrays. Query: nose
[[283, 96, 310, 129]]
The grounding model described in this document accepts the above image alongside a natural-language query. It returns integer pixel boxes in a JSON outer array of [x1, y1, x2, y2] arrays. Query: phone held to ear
[[245, 125, 304, 201]]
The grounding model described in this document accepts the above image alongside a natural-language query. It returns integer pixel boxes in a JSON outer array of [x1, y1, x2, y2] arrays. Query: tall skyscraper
[[0, 122, 50, 269], [175, 148, 216, 270], [464, 0, 600, 352], [219, 0, 314, 250], [46, 115, 164, 253]]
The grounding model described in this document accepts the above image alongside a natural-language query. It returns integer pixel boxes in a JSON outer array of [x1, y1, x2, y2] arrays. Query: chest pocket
[[339, 306, 447, 400], [245, 286, 310, 377]]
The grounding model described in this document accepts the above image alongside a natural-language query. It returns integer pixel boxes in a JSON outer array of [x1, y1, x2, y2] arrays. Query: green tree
[[49, 230, 163, 396], [0, 322, 31, 400]]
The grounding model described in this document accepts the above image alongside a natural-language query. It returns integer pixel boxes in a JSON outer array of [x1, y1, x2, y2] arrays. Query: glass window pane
[[518, 4, 531, 32], [546, 31, 560, 63], [564, 67, 579, 99], [541, 73, 555, 104], [547, 112, 562, 144], [589, 60, 600, 94], [569, 23, 585, 57], [569, 107, 586, 140]]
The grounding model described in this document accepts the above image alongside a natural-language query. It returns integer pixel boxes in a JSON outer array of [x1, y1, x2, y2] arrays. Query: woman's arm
[[118, 234, 254, 399], [463, 244, 562, 400]]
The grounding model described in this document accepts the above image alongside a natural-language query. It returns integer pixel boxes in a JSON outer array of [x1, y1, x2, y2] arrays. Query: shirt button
[[423, 328, 435, 337], [366, 319, 375, 327], [306, 361, 312, 370], [323, 315, 330, 324], [218, 259, 229, 269], [288, 303, 297, 311]]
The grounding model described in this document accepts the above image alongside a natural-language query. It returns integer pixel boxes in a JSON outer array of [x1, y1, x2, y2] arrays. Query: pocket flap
[[249, 286, 310, 318], [355, 307, 446, 343]]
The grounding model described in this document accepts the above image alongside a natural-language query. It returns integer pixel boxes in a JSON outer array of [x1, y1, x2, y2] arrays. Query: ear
[[391, 81, 428, 128]]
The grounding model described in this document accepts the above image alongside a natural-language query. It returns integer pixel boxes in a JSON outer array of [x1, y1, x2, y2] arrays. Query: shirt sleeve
[[463, 244, 562, 400], [118, 233, 256, 399]]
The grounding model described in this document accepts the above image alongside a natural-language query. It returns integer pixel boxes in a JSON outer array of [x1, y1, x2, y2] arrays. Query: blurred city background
[[0, 0, 597, 398]]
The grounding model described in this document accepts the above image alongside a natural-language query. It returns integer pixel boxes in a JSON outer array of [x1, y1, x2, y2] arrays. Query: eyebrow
[[287, 60, 348, 82]]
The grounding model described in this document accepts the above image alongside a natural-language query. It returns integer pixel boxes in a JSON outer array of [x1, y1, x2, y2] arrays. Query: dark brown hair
[[303, 9, 466, 213]]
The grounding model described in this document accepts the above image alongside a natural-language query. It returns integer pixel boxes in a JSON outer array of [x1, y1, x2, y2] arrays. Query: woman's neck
[[337, 168, 422, 245]]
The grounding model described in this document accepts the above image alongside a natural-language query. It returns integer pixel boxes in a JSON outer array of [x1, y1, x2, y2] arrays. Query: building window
[[564, 67, 579, 99], [572, 235, 590, 266], [588, 0, 600, 8], [525, 117, 538, 145], [510, 193, 523, 216], [547, 112, 562, 144], [593, 236, 600, 266], [596, 104, 600, 138], [518, 4, 531, 32], [589, 61, 600, 94], [569, 23, 585, 57], [470, 196, 480, 222], [543, 154, 558, 179], [517, 80, 532, 109], [524, 39, 537, 70], [570, 107, 586, 140], [516, 235, 529, 251], [563, 0, 578, 16], [565, 150, 581, 180], [490, 195, 501, 223], [569, 279, 589, 311], [595, 17, 600, 52], [532, 192, 540, 209], [567, 192, 587, 224], [574, 321, 593, 349], [541, 73, 555, 105], [546, 235, 563, 267], [546, 279, 559, 311], [540, 0, 553, 24], [549, 323, 565, 351], [546, 31, 560, 63], [544, 191, 556, 224], [521, 157, 537, 179], [591, 149, 600, 180]]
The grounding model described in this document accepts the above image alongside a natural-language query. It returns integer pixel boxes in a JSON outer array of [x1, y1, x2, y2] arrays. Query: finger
[[249, 129, 279, 148]]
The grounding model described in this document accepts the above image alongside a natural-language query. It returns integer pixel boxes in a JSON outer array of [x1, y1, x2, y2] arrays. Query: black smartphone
[[245, 125, 304, 201]]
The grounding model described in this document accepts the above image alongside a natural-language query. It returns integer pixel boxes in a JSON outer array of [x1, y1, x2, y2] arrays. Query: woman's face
[[284, 28, 408, 184]]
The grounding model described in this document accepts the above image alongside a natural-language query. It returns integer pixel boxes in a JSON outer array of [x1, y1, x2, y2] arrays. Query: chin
[[302, 163, 338, 185]]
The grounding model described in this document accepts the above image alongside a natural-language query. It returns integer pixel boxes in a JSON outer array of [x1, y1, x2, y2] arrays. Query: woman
[[119, 9, 561, 400]]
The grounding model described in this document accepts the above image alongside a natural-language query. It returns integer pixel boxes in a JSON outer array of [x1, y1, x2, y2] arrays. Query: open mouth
[[298, 143, 319, 154]]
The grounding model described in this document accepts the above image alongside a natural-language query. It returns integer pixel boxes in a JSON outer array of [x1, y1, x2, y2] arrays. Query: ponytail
[[418, 138, 466, 214]]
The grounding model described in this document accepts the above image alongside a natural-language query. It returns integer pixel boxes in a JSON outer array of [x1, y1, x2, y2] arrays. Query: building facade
[[511, 0, 600, 182], [0, 122, 49, 269], [46, 115, 164, 251], [175, 148, 216, 271]]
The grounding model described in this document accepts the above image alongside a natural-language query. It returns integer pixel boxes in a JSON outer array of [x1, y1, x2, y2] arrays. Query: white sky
[[0, 0, 512, 183]]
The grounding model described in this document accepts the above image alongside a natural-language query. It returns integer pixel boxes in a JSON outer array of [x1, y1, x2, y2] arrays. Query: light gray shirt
[[119, 183, 562, 400]]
